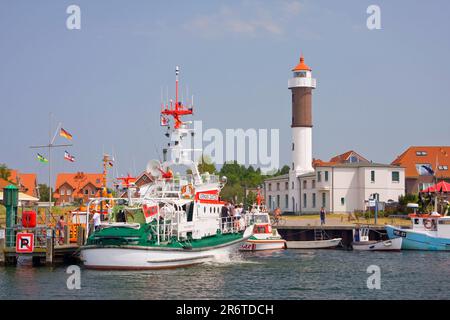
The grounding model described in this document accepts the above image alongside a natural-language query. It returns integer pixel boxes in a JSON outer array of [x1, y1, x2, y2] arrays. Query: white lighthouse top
[[288, 54, 316, 89]]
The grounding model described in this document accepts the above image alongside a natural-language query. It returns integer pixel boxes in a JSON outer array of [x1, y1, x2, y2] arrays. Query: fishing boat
[[352, 227, 402, 251], [386, 212, 450, 251], [286, 238, 342, 249], [79, 67, 253, 269]]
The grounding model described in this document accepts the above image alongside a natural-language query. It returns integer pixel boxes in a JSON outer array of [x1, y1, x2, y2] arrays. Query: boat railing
[[220, 216, 240, 234]]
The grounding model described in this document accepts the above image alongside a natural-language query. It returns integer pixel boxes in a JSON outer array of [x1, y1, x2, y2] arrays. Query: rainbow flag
[[60, 127, 73, 140]]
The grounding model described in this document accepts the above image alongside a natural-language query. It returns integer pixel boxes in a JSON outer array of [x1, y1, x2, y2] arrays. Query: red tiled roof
[[0, 178, 12, 189], [329, 150, 369, 163], [53, 172, 104, 198], [17, 173, 37, 197], [391, 146, 450, 178]]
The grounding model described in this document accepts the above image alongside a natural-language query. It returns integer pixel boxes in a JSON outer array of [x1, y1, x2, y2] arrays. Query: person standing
[[56, 216, 66, 244], [92, 210, 102, 232], [221, 202, 229, 231], [320, 207, 326, 225]]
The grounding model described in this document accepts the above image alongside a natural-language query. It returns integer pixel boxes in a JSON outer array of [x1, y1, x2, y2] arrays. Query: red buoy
[[22, 210, 37, 228]]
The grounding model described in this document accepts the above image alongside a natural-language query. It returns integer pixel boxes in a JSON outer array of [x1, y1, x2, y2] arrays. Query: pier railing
[[2, 226, 53, 250]]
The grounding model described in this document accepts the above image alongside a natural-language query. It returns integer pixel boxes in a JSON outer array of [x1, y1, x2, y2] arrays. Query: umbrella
[[421, 181, 450, 193]]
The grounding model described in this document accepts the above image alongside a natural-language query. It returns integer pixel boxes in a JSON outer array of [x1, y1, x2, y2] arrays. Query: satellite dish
[[146, 159, 162, 178]]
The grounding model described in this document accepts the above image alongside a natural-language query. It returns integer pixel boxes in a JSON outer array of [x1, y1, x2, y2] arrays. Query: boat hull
[[286, 238, 342, 249], [352, 237, 402, 251], [239, 239, 286, 251], [386, 225, 450, 251], [80, 238, 245, 270]]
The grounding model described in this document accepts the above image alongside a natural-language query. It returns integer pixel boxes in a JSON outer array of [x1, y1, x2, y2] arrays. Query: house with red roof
[[391, 146, 450, 194], [8, 169, 39, 198], [265, 150, 405, 214], [53, 172, 104, 205]]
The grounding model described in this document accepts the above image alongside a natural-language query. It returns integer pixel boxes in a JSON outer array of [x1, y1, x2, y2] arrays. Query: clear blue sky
[[1, 0, 449, 185]]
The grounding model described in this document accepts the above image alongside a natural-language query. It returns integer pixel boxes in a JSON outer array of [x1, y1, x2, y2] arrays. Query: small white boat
[[286, 238, 342, 249], [352, 227, 402, 251], [239, 206, 286, 252], [352, 238, 402, 251]]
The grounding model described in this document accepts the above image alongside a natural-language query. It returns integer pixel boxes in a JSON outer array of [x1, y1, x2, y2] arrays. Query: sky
[[1, 0, 450, 186]]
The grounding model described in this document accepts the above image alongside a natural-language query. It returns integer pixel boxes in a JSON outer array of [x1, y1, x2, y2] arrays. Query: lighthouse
[[288, 54, 316, 212]]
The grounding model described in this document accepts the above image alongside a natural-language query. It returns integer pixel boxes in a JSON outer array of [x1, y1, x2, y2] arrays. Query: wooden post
[[0, 229, 5, 266], [64, 225, 70, 245], [45, 229, 54, 266], [76, 225, 85, 246]]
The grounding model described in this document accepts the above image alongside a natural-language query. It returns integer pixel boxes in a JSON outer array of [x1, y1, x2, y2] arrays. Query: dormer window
[[416, 151, 427, 156], [439, 165, 448, 170]]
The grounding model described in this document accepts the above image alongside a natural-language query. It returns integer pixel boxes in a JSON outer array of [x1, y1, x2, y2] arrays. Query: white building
[[264, 55, 405, 214]]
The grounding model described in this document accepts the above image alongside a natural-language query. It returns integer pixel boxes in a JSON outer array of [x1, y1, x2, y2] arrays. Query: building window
[[292, 197, 295, 211], [84, 189, 89, 195], [371, 170, 375, 182], [292, 182, 294, 189], [349, 156, 358, 163], [285, 182, 289, 190], [438, 165, 448, 171], [341, 197, 345, 205], [60, 189, 65, 195], [276, 183, 280, 191], [325, 171, 329, 182], [303, 193, 307, 208], [67, 189, 72, 196], [285, 195, 289, 209], [268, 196, 272, 209], [292, 163, 294, 170], [416, 151, 428, 156], [317, 171, 322, 182], [392, 171, 400, 182], [303, 180, 307, 189], [312, 180, 316, 189], [312, 193, 316, 208], [322, 193, 326, 208], [268, 183, 272, 191], [276, 195, 280, 208], [292, 143, 295, 151], [91, 190, 95, 195]]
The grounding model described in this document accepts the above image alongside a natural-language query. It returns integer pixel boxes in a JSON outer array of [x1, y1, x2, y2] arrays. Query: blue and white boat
[[386, 212, 450, 251]]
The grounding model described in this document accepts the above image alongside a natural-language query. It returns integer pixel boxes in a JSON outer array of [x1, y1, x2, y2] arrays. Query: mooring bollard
[[0, 228, 5, 266], [45, 229, 54, 266]]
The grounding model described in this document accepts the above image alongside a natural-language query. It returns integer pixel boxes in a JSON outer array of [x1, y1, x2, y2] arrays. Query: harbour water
[[1, 249, 450, 300]]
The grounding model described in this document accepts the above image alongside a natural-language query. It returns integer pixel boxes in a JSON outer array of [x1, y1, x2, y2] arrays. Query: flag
[[142, 202, 159, 223], [421, 164, 434, 176], [37, 153, 48, 163], [60, 127, 73, 140], [64, 150, 75, 162], [160, 115, 168, 126]]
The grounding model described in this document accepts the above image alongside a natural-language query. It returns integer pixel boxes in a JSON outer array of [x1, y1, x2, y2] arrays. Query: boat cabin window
[[182, 202, 194, 222], [414, 218, 419, 225], [252, 215, 269, 224], [438, 220, 450, 225]]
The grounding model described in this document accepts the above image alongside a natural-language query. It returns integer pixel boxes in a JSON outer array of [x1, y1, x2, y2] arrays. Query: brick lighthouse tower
[[288, 54, 316, 212]]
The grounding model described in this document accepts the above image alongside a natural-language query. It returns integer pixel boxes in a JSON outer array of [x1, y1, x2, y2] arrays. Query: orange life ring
[[181, 184, 195, 198], [423, 219, 433, 229]]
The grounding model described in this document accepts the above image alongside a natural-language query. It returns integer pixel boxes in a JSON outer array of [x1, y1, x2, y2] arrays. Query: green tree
[[0, 163, 12, 182], [38, 183, 50, 202], [198, 155, 217, 174]]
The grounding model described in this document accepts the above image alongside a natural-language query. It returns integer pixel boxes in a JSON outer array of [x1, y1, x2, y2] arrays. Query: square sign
[[16, 233, 34, 253]]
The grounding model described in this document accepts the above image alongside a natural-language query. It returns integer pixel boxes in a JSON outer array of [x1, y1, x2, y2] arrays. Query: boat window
[[414, 219, 419, 224], [253, 215, 269, 224], [187, 202, 194, 222], [204, 206, 206, 214], [438, 220, 450, 225]]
